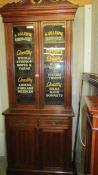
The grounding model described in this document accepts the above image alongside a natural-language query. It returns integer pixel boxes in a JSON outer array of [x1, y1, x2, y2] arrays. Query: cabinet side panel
[[94, 132, 98, 175]]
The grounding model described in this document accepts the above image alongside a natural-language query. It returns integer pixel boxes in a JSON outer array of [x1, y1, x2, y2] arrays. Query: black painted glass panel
[[13, 26, 35, 104], [43, 24, 65, 105]]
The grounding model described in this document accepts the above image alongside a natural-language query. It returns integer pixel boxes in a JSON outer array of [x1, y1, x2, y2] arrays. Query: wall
[[91, 0, 98, 73], [72, 7, 84, 149], [84, 5, 92, 72]]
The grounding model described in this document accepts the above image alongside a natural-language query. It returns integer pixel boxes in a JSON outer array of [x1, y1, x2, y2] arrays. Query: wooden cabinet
[[5, 113, 73, 175], [0, 0, 77, 175], [84, 96, 98, 175]]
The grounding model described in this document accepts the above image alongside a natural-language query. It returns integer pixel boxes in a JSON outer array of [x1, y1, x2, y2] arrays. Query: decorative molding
[[0, 0, 92, 7]]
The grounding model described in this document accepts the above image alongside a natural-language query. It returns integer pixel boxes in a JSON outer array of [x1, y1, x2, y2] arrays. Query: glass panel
[[13, 26, 35, 104], [43, 24, 65, 105]]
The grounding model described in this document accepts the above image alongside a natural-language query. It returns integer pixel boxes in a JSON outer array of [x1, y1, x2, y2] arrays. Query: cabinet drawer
[[39, 119, 72, 128], [6, 117, 37, 128]]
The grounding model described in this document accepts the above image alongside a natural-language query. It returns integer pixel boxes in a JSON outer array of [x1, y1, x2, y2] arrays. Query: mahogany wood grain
[[85, 96, 98, 175], [0, 1, 77, 175]]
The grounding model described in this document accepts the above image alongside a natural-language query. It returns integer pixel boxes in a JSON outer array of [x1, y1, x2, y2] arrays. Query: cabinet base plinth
[[6, 168, 73, 175]]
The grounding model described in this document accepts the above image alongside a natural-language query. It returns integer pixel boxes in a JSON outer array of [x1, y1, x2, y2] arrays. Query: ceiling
[[0, 0, 92, 8]]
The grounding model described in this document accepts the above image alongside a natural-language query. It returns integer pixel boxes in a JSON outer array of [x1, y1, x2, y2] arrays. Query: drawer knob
[[49, 121, 56, 126], [35, 74, 39, 78]]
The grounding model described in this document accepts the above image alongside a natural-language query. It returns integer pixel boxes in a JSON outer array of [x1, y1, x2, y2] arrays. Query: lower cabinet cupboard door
[[6, 127, 39, 169], [40, 128, 72, 172]]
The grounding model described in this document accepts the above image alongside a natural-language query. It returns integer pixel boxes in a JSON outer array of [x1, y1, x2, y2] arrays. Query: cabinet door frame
[[5, 22, 40, 110], [39, 127, 72, 172], [39, 21, 72, 110]]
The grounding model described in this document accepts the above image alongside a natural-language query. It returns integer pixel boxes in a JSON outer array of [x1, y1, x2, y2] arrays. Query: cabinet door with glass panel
[[40, 21, 72, 110], [8, 23, 40, 109]]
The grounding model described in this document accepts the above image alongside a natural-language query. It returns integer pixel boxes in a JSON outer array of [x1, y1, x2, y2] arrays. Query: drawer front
[[39, 118, 72, 128], [6, 116, 72, 129], [6, 117, 37, 128]]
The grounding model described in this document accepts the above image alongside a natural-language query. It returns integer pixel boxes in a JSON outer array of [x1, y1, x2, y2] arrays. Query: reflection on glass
[[44, 24, 65, 105], [13, 26, 35, 104]]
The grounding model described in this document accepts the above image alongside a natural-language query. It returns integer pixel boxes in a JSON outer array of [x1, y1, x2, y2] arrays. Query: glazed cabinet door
[[6, 117, 39, 169], [5, 23, 39, 109], [39, 21, 72, 109]]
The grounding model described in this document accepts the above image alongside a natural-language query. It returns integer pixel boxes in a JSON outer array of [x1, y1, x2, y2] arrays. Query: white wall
[[72, 7, 84, 149], [91, 0, 98, 73], [72, 5, 92, 150], [84, 5, 92, 72]]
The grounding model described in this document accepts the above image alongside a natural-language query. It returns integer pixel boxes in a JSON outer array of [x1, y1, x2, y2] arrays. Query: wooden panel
[[84, 119, 92, 174], [40, 128, 72, 172], [94, 132, 98, 174], [84, 97, 98, 175], [39, 119, 72, 129], [7, 117, 37, 128], [6, 123, 38, 169]]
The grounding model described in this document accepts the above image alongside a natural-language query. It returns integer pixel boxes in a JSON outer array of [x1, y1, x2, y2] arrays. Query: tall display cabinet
[[0, 0, 77, 175]]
